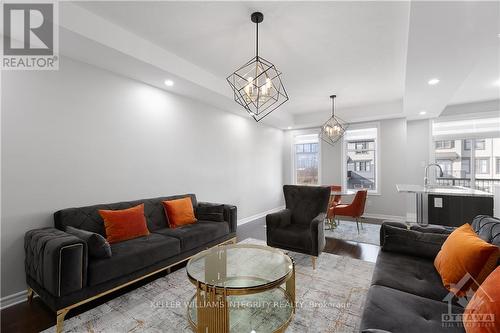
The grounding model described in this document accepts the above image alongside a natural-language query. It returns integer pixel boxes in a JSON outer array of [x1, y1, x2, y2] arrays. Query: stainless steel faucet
[[424, 163, 444, 187]]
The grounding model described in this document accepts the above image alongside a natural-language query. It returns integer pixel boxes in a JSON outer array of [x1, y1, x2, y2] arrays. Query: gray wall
[[1, 57, 285, 298], [284, 118, 413, 218]]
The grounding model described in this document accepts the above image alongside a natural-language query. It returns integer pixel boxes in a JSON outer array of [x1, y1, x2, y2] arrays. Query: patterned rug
[[44, 238, 375, 333], [324, 220, 381, 246]]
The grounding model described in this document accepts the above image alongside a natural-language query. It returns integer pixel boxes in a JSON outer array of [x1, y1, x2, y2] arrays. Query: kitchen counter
[[396, 184, 493, 226], [396, 184, 493, 198]]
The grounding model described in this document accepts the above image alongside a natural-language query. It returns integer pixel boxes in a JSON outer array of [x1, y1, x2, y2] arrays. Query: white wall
[[405, 119, 431, 220], [1, 57, 285, 298]]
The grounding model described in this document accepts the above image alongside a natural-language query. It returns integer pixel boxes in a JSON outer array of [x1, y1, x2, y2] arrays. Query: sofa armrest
[[25, 228, 87, 297], [197, 202, 237, 233], [266, 209, 291, 231], [380, 222, 448, 259], [310, 213, 326, 255]]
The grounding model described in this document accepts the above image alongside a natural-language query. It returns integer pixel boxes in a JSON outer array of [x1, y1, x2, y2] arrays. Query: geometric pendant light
[[226, 12, 289, 122], [319, 95, 348, 146]]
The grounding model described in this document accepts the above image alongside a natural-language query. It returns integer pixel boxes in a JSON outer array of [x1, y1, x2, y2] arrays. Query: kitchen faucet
[[424, 163, 444, 187]]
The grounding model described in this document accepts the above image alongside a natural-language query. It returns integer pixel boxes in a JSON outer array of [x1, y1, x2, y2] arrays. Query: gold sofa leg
[[27, 287, 34, 304], [56, 308, 69, 333], [311, 256, 317, 270]]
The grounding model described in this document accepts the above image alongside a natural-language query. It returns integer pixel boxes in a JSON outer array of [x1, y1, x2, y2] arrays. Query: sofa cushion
[[66, 226, 112, 259], [87, 233, 180, 286], [434, 224, 499, 296], [152, 221, 229, 251], [371, 251, 450, 302], [360, 285, 465, 333], [269, 224, 312, 250], [99, 204, 150, 244], [195, 205, 225, 222]]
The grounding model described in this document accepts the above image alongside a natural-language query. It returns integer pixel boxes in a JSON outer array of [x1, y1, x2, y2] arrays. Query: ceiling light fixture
[[319, 95, 347, 146], [493, 79, 500, 87], [164, 79, 174, 87], [227, 12, 289, 122], [419, 110, 427, 115], [287, 126, 292, 130], [428, 78, 440, 85]]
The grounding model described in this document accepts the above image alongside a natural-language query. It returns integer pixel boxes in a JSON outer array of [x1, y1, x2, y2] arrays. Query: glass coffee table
[[186, 243, 295, 333]]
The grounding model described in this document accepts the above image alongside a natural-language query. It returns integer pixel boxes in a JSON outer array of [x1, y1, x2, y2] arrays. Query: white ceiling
[[64, 1, 499, 129]]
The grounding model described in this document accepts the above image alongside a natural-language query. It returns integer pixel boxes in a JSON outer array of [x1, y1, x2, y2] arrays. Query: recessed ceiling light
[[428, 78, 440, 86], [493, 79, 500, 87], [419, 110, 427, 115], [164, 79, 174, 87], [287, 126, 292, 130]]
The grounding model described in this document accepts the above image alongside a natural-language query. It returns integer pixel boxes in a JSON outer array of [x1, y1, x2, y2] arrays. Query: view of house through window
[[294, 134, 319, 185], [343, 127, 378, 192], [432, 116, 500, 192]]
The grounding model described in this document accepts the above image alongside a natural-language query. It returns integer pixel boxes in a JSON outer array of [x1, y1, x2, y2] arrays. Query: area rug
[[324, 220, 381, 246], [44, 238, 374, 333]]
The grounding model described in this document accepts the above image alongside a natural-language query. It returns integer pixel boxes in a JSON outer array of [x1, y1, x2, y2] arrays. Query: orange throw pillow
[[434, 224, 499, 296], [99, 204, 150, 244], [162, 197, 197, 228], [463, 267, 500, 333]]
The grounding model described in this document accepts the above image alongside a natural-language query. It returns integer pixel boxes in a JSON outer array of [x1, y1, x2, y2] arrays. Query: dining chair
[[331, 189, 368, 233], [326, 185, 342, 229]]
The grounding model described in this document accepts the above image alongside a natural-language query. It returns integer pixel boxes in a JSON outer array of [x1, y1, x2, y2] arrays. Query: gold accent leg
[[311, 256, 317, 270], [286, 261, 296, 313], [56, 308, 69, 333], [197, 283, 228, 333], [27, 288, 34, 304]]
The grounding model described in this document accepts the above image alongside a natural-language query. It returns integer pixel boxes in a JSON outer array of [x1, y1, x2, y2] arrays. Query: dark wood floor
[[1, 218, 380, 333]]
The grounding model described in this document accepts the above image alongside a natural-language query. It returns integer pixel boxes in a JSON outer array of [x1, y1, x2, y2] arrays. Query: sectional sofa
[[360, 215, 500, 333], [24, 194, 237, 333]]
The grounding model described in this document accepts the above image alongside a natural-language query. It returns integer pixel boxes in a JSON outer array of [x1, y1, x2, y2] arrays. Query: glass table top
[[186, 244, 293, 289]]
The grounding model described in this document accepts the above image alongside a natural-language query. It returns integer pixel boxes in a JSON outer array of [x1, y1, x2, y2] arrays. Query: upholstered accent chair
[[266, 185, 331, 269]]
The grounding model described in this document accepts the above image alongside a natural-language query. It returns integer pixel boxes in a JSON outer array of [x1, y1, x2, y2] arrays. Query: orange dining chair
[[331, 189, 368, 233], [326, 185, 342, 229]]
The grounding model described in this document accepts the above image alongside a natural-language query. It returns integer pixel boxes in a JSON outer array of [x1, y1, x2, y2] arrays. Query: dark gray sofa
[[360, 215, 500, 333], [24, 194, 236, 332]]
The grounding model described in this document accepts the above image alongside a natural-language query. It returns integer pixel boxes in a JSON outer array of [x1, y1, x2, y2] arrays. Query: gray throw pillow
[[195, 205, 225, 222], [381, 224, 448, 259], [66, 226, 112, 258]]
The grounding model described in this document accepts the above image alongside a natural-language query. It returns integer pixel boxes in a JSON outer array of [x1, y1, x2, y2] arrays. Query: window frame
[[292, 131, 321, 186], [341, 123, 380, 195]]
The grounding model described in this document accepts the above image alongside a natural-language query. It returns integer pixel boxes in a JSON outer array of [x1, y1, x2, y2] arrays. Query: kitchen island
[[396, 184, 493, 226]]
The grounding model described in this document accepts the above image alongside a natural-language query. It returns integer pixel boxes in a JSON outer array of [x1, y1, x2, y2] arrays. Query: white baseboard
[[363, 213, 406, 221], [0, 289, 36, 310], [238, 206, 285, 226]]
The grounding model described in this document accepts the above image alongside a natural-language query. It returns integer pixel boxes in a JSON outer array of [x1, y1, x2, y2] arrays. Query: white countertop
[[396, 184, 493, 197]]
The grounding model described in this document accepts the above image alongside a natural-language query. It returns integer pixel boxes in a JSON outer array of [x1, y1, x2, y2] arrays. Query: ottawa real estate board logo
[[2, 1, 59, 70]]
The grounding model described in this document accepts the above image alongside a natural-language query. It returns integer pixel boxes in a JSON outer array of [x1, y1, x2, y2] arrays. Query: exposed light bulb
[[164, 79, 174, 87], [428, 78, 440, 85]]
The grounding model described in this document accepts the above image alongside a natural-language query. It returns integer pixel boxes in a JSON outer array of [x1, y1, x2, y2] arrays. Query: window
[[475, 139, 486, 150], [464, 139, 486, 151], [432, 116, 500, 192], [475, 158, 490, 174], [436, 159, 453, 177], [343, 127, 378, 192], [293, 134, 319, 185], [435, 140, 455, 149], [462, 158, 471, 175]]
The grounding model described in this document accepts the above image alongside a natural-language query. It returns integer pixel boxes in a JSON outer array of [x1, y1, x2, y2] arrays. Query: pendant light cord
[[256, 21, 259, 58]]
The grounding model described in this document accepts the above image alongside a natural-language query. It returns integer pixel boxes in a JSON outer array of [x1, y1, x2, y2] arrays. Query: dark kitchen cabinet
[[428, 195, 493, 227]]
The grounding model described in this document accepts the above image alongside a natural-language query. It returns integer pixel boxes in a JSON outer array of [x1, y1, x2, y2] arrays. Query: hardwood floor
[[1, 217, 380, 333]]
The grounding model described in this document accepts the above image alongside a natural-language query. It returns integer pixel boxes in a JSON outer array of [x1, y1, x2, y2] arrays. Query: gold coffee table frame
[[186, 244, 296, 333]]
